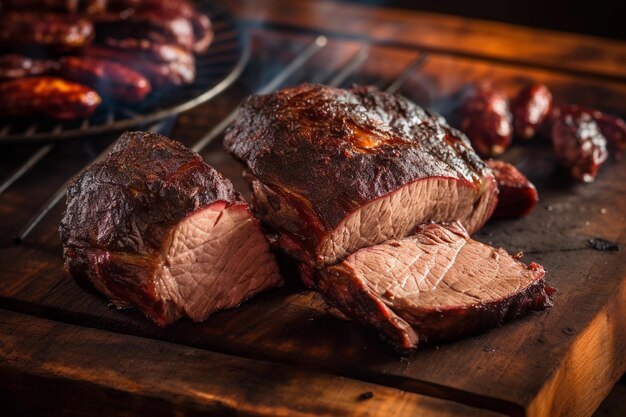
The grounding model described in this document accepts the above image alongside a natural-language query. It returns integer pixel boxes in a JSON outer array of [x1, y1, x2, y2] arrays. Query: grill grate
[[0, 2, 248, 144], [9, 34, 430, 243]]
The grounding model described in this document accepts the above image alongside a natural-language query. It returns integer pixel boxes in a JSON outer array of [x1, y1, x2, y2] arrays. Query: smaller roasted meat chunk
[[485, 160, 538, 218], [0, 76, 101, 120], [319, 222, 553, 351], [551, 106, 609, 183], [512, 83, 553, 139], [60, 131, 283, 326], [459, 81, 513, 157], [58, 56, 151, 103], [0, 12, 95, 51], [0, 54, 56, 80]]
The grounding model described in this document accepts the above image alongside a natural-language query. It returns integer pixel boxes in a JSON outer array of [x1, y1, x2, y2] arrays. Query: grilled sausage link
[[512, 83, 553, 139], [0, 12, 95, 51], [551, 106, 608, 182], [0, 54, 57, 80], [552, 104, 626, 160], [1, 0, 107, 13], [459, 81, 513, 157], [0, 76, 101, 120], [58, 56, 151, 103], [84, 46, 195, 88]]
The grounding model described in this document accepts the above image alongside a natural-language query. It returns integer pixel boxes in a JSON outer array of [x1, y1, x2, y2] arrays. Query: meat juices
[[225, 84, 498, 274], [319, 222, 553, 350], [459, 81, 513, 157], [60, 132, 283, 326], [485, 160, 538, 218]]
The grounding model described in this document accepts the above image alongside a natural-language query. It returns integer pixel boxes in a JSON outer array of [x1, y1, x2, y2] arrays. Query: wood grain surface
[[0, 309, 505, 417], [0, 6, 625, 417]]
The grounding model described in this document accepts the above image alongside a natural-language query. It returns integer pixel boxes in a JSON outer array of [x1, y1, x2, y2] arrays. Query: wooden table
[[1, 1, 625, 416]]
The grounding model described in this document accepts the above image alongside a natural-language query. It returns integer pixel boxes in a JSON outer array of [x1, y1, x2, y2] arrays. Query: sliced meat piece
[[551, 106, 608, 182], [0, 76, 101, 120], [485, 160, 538, 218], [58, 56, 151, 103], [60, 131, 283, 327], [319, 222, 553, 351], [225, 84, 498, 271]]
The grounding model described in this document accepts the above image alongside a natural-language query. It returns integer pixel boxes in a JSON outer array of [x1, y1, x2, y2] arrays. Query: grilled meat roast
[[60, 132, 283, 326], [320, 222, 553, 350], [225, 84, 499, 278]]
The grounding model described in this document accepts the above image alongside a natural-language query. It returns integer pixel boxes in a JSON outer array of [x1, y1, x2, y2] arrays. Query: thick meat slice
[[225, 84, 498, 270], [320, 222, 553, 351], [60, 131, 283, 326]]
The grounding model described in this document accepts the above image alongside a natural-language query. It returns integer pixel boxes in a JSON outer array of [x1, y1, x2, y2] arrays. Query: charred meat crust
[[225, 83, 497, 255], [59, 131, 241, 321]]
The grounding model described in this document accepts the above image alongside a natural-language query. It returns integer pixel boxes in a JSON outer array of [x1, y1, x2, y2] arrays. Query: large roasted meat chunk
[[60, 131, 283, 326], [319, 222, 553, 350], [224, 84, 498, 271]]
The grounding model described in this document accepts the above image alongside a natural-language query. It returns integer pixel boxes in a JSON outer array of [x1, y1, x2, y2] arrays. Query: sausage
[[512, 83, 552, 139], [84, 46, 195, 88], [551, 106, 608, 183], [102, 38, 195, 67], [0, 54, 57, 80], [0, 76, 101, 120], [0, 12, 95, 51], [552, 104, 626, 160], [459, 81, 513, 157], [58, 56, 151, 103], [1, 0, 107, 13], [485, 159, 538, 218], [95, 10, 195, 51]]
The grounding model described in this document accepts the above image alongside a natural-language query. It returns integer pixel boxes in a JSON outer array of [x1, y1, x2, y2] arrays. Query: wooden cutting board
[[1, 2, 626, 416]]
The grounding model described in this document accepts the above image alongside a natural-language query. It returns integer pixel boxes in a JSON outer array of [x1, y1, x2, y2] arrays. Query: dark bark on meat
[[60, 132, 282, 326], [485, 159, 538, 218], [58, 56, 151, 103], [0, 76, 101, 120], [225, 83, 497, 268]]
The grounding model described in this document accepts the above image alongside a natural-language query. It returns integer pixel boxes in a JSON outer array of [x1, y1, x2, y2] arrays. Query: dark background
[[340, 0, 626, 40]]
